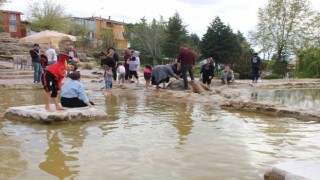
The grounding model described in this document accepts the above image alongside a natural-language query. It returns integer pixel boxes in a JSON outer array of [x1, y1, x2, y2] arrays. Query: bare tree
[[0, 0, 9, 6], [27, 0, 71, 32]]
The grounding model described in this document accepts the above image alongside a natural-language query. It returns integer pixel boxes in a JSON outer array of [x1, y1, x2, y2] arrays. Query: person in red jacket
[[42, 53, 78, 112], [177, 44, 196, 90]]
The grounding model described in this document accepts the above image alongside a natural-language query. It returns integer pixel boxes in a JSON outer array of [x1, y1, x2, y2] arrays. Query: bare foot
[[45, 106, 54, 112], [56, 106, 65, 111]]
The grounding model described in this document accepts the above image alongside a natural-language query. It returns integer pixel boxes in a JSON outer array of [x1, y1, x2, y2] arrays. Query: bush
[[214, 71, 239, 79], [263, 74, 281, 79], [234, 72, 240, 79], [79, 62, 94, 70]]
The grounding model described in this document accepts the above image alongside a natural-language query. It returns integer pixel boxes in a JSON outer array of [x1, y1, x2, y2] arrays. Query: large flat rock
[[4, 104, 108, 123], [264, 161, 320, 180]]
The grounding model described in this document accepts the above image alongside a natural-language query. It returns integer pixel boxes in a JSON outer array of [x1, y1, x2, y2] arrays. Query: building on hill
[[0, 10, 27, 38], [72, 16, 128, 51]]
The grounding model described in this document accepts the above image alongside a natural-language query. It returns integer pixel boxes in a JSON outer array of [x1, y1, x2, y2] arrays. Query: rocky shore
[[2, 60, 320, 122]]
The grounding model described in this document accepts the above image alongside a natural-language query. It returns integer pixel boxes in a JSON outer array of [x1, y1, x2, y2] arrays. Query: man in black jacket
[[29, 43, 42, 83], [100, 51, 115, 70], [107, 47, 119, 81]]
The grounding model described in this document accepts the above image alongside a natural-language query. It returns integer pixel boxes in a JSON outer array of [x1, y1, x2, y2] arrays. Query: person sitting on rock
[[60, 71, 95, 108], [221, 65, 234, 84]]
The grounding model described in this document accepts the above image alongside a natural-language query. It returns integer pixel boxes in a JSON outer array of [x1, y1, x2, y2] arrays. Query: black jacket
[[100, 56, 115, 68], [29, 49, 40, 63], [200, 63, 214, 77]]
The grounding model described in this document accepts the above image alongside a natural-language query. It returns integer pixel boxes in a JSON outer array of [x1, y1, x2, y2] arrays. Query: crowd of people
[[30, 43, 262, 112]]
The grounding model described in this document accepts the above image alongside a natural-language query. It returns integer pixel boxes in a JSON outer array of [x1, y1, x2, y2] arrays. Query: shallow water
[[243, 88, 320, 109], [0, 89, 320, 180]]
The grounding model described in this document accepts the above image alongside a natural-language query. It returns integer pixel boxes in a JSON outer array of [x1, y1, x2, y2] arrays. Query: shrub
[[263, 74, 281, 79], [79, 62, 94, 70]]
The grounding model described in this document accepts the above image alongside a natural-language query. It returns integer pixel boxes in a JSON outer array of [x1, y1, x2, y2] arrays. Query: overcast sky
[[2, 0, 320, 39]]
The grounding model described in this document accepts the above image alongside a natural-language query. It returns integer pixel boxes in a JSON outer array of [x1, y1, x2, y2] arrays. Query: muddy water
[[0, 89, 320, 180], [245, 88, 320, 109]]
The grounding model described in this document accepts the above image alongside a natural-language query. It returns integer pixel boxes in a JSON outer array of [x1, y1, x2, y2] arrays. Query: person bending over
[[42, 53, 77, 112]]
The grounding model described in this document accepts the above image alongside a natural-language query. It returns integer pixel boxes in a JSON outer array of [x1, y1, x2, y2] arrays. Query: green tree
[[124, 16, 166, 65], [294, 47, 320, 78], [186, 33, 201, 59], [162, 12, 188, 61], [234, 31, 255, 79], [27, 0, 71, 32], [100, 28, 115, 49], [0, 13, 4, 32], [69, 22, 89, 37], [0, 0, 10, 32], [201, 16, 241, 68], [69, 22, 92, 49], [249, 0, 317, 61]]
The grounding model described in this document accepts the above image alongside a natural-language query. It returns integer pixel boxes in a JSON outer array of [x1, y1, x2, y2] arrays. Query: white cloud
[[2, 0, 319, 39]]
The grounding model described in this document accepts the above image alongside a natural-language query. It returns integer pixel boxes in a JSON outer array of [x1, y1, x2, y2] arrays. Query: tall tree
[[186, 33, 201, 59], [124, 16, 166, 65], [234, 31, 255, 79], [100, 28, 115, 49], [249, 0, 317, 61], [27, 0, 71, 32], [201, 16, 241, 68], [294, 46, 320, 78], [162, 12, 188, 60]]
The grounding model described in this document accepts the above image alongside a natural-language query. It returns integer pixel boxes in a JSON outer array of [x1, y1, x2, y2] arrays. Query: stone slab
[[4, 104, 108, 123], [264, 161, 320, 180]]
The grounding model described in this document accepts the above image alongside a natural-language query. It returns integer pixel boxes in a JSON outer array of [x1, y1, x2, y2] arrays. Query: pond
[[0, 89, 320, 180], [242, 88, 320, 109]]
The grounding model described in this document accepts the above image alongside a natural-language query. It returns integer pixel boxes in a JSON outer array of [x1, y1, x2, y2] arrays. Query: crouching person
[[221, 65, 234, 84], [61, 71, 95, 108], [42, 53, 78, 112]]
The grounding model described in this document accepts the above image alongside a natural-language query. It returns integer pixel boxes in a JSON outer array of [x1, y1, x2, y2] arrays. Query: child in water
[[143, 64, 152, 88], [103, 65, 113, 96]]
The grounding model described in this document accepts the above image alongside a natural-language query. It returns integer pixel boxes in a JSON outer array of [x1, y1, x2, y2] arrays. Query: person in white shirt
[[46, 45, 57, 65], [117, 62, 126, 84], [66, 46, 78, 58]]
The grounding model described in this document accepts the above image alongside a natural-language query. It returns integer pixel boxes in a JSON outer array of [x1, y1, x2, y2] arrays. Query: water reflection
[[248, 89, 320, 109], [1, 89, 320, 179], [172, 103, 194, 145], [0, 121, 28, 179], [39, 130, 78, 180]]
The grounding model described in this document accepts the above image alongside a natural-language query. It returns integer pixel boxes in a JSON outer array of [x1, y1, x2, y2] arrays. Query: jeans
[[105, 80, 112, 90], [32, 62, 42, 83], [181, 64, 194, 89], [252, 67, 260, 81], [221, 75, 232, 84]]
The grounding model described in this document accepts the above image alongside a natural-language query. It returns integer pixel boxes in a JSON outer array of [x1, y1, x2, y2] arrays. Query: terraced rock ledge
[[221, 99, 320, 121]]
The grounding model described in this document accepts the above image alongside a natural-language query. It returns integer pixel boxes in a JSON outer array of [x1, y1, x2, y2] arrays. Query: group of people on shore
[[31, 42, 262, 112]]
